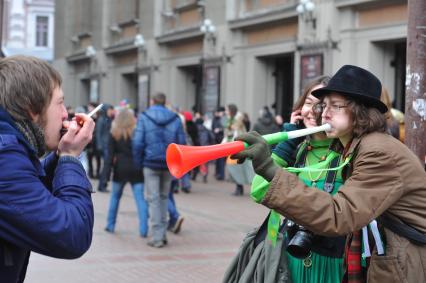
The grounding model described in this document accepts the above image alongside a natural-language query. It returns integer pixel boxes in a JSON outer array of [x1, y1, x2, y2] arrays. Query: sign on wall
[[300, 54, 323, 92], [138, 74, 150, 112], [203, 66, 220, 115]]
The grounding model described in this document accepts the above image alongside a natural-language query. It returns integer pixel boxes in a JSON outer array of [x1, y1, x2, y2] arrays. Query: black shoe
[[182, 187, 191, 193], [147, 237, 167, 248], [147, 239, 165, 248], [104, 227, 114, 233], [98, 188, 109, 193], [172, 217, 184, 234], [232, 185, 243, 196]]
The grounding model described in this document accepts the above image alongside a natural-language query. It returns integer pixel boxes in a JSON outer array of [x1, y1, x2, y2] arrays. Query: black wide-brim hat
[[312, 65, 388, 113]]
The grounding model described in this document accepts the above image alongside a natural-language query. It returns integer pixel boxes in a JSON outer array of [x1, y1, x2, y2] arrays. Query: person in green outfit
[[252, 75, 345, 283], [232, 65, 426, 282]]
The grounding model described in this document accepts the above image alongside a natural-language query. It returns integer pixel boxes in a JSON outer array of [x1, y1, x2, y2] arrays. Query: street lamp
[[85, 45, 96, 58], [134, 34, 145, 49], [296, 0, 316, 29], [200, 18, 216, 45]]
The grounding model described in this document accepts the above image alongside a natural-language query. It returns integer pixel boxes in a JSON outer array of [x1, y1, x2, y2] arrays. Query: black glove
[[231, 131, 279, 182]]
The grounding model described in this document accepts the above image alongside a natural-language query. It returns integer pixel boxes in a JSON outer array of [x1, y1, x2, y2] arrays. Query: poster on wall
[[203, 66, 220, 116], [89, 79, 99, 103], [300, 54, 323, 92], [138, 74, 150, 112]]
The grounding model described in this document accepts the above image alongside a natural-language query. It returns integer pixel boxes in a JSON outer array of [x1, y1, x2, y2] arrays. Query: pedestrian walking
[[0, 55, 95, 282], [232, 65, 426, 282], [212, 106, 226, 180], [133, 92, 186, 248], [86, 102, 102, 179], [192, 115, 214, 182], [223, 104, 255, 196], [104, 108, 149, 237], [96, 104, 115, 192]]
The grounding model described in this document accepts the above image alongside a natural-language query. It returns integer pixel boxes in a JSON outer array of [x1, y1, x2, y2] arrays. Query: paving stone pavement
[[26, 175, 268, 283]]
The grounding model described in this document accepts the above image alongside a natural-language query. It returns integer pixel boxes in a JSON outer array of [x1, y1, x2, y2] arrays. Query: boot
[[232, 184, 244, 196]]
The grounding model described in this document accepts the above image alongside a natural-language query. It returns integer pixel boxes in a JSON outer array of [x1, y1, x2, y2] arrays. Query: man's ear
[[29, 111, 40, 123]]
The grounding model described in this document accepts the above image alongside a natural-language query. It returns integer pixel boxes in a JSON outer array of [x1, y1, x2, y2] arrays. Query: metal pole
[[405, 0, 426, 166]]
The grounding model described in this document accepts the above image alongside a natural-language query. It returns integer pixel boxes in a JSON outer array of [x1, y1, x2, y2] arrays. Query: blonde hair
[[380, 87, 393, 121], [111, 108, 135, 141]]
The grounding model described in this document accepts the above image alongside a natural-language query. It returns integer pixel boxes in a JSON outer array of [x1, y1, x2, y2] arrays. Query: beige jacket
[[262, 132, 426, 282]]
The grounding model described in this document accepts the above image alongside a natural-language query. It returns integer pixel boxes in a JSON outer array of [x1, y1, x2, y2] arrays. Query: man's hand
[[58, 113, 95, 157], [231, 131, 279, 182]]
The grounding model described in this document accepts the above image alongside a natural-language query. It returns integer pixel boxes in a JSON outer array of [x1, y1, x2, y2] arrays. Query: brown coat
[[262, 132, 426, 282]]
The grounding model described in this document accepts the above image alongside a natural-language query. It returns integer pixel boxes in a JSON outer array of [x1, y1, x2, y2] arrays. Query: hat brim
[[312, 87, 388, 114]]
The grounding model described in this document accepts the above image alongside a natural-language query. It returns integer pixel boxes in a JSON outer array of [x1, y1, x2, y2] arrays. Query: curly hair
[[346, 100, 387, 137]]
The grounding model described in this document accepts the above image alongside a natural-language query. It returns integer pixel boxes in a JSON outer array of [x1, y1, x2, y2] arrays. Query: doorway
[[273, 55, 294, 123]]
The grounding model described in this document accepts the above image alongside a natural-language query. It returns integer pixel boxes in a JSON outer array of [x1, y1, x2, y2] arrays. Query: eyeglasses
[[313, 103, 349, 114]]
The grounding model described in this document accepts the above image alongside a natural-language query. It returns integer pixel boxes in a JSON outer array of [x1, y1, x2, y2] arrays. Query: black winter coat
[[106, 134, 144, 183]]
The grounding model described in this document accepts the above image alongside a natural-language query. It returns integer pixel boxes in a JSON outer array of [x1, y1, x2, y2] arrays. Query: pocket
[[367, 254, 407, 283]]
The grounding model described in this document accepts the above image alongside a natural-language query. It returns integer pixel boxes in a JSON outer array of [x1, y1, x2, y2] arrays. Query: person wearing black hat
[[231, 65, 426, 282]]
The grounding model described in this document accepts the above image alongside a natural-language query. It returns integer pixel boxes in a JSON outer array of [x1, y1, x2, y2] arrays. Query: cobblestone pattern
[[26, 175, 268, 283]]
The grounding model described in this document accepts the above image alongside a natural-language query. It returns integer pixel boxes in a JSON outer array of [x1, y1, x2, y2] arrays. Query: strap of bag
[[253, 212, 271, 247], [379, 214, 426, 246], [253, 212, 289, 247]]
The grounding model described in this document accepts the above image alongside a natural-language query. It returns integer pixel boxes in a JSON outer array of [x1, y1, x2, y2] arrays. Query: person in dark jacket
[[192, 115, 214, 182], [0, 55, 95, 282], [96, 103, 115, 192], [104, 108, 148, 237], [212, 106, 226, 180], [252, 106, 280, 135], [132, 92, 186, 248], [86, 102, 102, 179]]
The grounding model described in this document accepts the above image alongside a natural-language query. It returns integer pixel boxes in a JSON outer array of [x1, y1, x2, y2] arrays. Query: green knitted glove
[[231, 131, 279, 182]]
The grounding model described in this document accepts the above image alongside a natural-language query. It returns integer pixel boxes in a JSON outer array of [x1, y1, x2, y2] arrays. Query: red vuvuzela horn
[[166, 141, 245, 178], [166, 124, 332, 178]]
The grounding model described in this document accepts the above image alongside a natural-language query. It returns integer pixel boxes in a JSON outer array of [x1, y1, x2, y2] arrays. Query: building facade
[[2, 0, 55, 61], [54, 0, 407, 120]]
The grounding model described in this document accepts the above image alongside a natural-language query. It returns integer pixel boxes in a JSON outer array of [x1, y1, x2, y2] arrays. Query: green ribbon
[[251, 152, 352, 246]]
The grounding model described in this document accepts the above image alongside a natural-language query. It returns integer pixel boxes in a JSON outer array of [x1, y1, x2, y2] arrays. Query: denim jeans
[[106, 181, 149, 237], [143, 168, 170, 242], [168, 190, 180, 227], [215, 157, 226, 179]]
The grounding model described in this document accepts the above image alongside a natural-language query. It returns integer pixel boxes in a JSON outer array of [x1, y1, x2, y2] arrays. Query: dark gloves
[[231, 131, 279, 182]]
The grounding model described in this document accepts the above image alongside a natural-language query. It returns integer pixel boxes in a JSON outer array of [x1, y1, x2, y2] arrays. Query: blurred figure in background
[[380, 87, 404, 142], [96, 104, 115, 192], [274, 114, 284, 129], [212, 106, 226, 180], [252, 106, 280, 135], [242, 112, 251, 132], [192, 114, 214, 183], [104, 108, 148, 237], [223, 104, 254, 196], [86, 102, 101, 179]]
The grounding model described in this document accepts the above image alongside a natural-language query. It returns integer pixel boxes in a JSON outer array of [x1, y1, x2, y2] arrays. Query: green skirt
[[287, 251, 344, 283]]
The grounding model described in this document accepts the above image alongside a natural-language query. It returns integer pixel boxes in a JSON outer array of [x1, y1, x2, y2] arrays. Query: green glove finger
[[234, 131, 264, 145]]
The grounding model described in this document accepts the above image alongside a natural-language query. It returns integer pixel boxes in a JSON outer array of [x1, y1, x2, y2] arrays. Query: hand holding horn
[[166, 124, 331, 178]]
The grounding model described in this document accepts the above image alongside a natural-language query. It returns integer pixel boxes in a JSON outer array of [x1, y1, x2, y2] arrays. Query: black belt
[[379, 214, 426, 246]]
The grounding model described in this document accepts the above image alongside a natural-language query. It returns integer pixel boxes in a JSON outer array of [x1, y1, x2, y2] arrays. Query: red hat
[[182, 111, 193, 122]]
